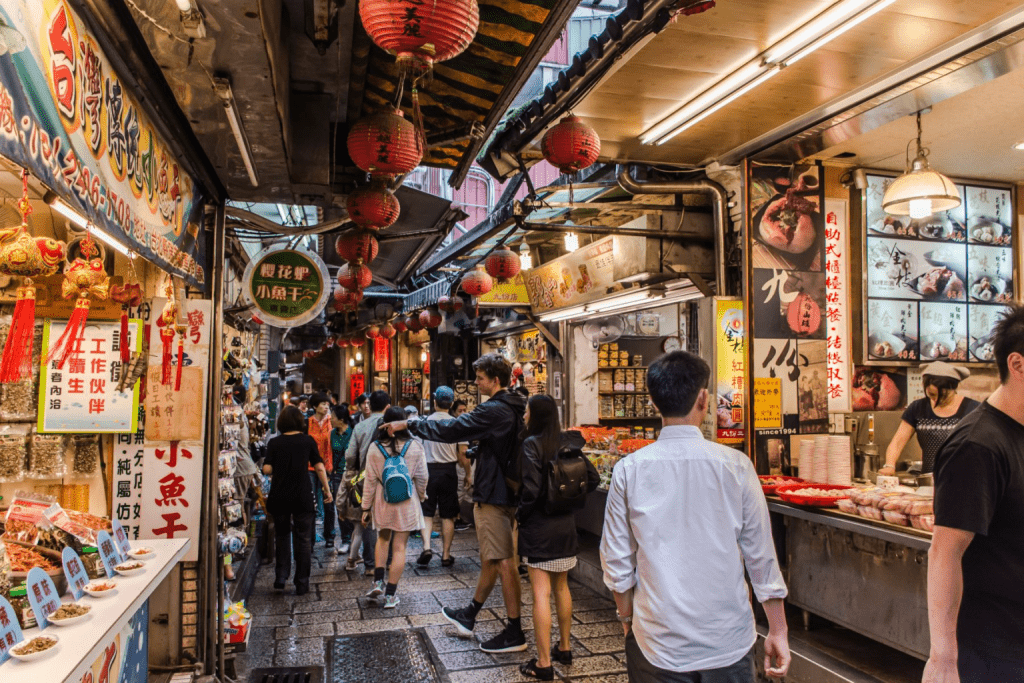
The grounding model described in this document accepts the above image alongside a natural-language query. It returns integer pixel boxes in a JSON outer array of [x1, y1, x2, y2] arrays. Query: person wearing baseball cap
[[412, 385, 470, 568], [880, 361, 980, 476]]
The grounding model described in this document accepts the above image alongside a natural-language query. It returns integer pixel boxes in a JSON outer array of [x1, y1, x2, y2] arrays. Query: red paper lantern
[[437, 295, 451, 313], [360, 0, 479, 69], [346, 182, 400, 230], [541, 115, 601, 175], [337, 336, 351, 348], [338, 263, 373, 292], [336, 230, 379, 264], [347, 109, 423, 176], [420, 308, 442, 328], [333, 287, 363, 311], [380, 322, 397, 339], [349, 336, 366, 348], [392, 317, 408, 333], [324, 336, 336, 348], [365, 324, 381, 339], [460, 265, 493, 296], [406, 314, 424, 332], [447, 295, 464, 313], [485, 247, 521, 282]]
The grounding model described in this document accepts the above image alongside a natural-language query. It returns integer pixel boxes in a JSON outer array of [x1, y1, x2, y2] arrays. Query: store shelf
[[599, 391, 649, 396], [599, 416, 661, 421], [598, 366, 648, 370]]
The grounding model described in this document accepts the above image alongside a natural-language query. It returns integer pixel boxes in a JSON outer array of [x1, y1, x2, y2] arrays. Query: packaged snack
[[0, 426, 29, 481], [837, 498, 859, 514], [857, 505, 884, 521], [883, 509, 910, 526], [28, 431, 67, 479], [71, 435, 101, 477]]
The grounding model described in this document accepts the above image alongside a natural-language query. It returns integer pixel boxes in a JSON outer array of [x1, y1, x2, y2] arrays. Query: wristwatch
[[616, 610, 633, 624]]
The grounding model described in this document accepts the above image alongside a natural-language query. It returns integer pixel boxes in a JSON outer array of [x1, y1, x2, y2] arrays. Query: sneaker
[[416, 550, 433, 566], [338, 542, 351, 555], [383, 594, 401, 609], [410, 531, 422, 539], [551, 645, 573, 665], [480, 625, 527, 653], [441, 605, 476, 638], [367, 580, 385, 599], [324, 537, 335, 548], [454, 519, 472, 532], [431, 531, 440, 538]]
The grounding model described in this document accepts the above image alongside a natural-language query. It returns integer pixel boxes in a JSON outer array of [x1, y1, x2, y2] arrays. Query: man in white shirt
[[601, 351, 791, 682]]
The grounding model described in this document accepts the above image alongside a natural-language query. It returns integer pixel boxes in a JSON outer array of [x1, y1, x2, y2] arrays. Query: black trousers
[[959, 647, 1024, 682], [272, 507, 315, 589]]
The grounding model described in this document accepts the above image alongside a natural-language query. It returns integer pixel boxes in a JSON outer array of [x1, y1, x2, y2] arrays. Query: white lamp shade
[[882, 165, 960, 217]]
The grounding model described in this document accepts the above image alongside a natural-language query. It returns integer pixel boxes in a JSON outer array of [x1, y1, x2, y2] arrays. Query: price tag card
[[112, 519, 131, 560], [96, 530, 119, 578], [0, 596, 24, 664], [62, 547, 89, 600], [25, 567, 61, 630]]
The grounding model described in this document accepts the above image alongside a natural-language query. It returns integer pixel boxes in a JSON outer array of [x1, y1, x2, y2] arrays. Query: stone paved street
[[237, 526, 628, 682]]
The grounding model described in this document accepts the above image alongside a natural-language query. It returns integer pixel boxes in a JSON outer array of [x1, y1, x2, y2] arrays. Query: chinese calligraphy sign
[[243, 246, 330, 328], [140, 443, 202, 562], [824, 200, 851, 412]]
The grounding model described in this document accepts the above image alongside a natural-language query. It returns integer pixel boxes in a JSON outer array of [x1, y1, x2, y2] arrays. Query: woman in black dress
[[262, 405, 333, 595]]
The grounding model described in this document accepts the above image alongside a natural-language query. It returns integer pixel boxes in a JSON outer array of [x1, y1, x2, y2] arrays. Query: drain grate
[[329, 631, 440, 683], [248, 666, 324, 683]]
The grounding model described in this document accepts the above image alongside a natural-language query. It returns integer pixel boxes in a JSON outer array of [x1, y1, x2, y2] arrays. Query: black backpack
[[544, 444, 591, 515]]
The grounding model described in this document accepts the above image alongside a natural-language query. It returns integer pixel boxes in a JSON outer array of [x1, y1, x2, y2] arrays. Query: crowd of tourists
[[259, 305, 1024, 683]]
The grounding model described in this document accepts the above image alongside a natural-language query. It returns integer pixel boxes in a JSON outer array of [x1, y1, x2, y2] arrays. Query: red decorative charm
[[460, 265, 493, 296], [541, 115, 601, 175], [349, 336, 366, 348], [406, 314, 424, 332], [484, 247, 521, 282], [110, 282, 142, 363], [346, 181, 401, 230], [338, 263, 373, 292], [347, 109, 423, 176], [324, 336, 336, 348], [365, 324, 381, 340], [379, 322, 397, 339], [46, 234, 110, 370], [393, 317, 408, 333], [360, 0, 479, 69], [336, 336, 351, 348], [336, 230, 380, 264], [419, 308, 442, 329]]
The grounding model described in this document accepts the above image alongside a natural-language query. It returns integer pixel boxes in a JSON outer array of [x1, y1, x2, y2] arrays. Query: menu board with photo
[[864, 174, 1014, 365]]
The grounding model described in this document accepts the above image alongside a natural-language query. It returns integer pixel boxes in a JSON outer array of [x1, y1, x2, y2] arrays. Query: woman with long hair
[[261, 405, 333, 595], [361, 405, 428, 608], [516, 395, 599, 680]]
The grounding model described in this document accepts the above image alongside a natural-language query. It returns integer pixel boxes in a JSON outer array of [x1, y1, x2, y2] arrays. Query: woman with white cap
[[880, 361, 981, 476]]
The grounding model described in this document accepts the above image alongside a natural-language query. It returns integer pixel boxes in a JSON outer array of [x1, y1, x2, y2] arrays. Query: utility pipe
[[524, 222, 711, 240], [616, 165, 729, 295]]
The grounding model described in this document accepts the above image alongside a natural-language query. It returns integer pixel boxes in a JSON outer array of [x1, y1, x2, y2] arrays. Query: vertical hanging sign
[[825, 199, 851, 413], [715, 298, 745, 445]]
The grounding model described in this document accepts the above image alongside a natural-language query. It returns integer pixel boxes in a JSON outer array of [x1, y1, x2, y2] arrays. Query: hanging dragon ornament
[[45, 230, 110, 369], [0, 170, 66, 382], [109, 255, 142, 364]]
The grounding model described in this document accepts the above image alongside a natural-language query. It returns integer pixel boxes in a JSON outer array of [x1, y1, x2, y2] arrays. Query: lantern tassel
[[46, 297, 91, 370], [160, 328, 174, 386], [174, 335, 184, 391], [0, 283, 37, 383], [411, 83, 428, 159], [119, 307, 130, 364]]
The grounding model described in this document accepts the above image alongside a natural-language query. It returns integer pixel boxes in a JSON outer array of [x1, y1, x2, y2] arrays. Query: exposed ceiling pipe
[[225, 206, 348, 235], [524, 222, 709, 240], [616, 165, 728, 295]]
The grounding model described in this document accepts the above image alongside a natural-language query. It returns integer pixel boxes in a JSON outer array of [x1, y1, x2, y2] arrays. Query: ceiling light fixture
[[1014, 141, 1024, 151], [213, 77, 259, 187], [174, 0, 193, 10], [642, 0, 896, 146], [45, 191, 131, 256], [882, 112, 960, 220], [564, 232, 579, 252], [355, 351, 363, 362]]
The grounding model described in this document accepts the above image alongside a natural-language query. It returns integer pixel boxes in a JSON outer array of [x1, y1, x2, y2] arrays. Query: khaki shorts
[[475, 503, 517, 562]]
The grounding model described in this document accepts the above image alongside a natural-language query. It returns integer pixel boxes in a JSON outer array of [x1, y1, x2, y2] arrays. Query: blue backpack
[[376, 440, 414, 504]]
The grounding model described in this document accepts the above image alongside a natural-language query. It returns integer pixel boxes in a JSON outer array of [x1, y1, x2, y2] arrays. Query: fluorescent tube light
[[213, 77, 259, 187], [642, 0, 893, 146], [45, 191, 131, 256], [537, 304, 587, 322]]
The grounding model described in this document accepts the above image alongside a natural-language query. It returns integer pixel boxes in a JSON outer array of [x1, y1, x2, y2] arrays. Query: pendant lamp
[[882, 113, 960, 220]]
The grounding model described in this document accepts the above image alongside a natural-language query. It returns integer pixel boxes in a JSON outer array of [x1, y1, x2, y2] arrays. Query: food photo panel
[[866, 237, 966, 301], [852, 366, 906, 412], [966, 186, 1012, 246], [969, 305, 1011, 362], [750, 163, 824, 271], [867, 300, 919, 361], [753, 270, 826, 340], [966, 244, 1013, 304], [919, 302, 968, 362]]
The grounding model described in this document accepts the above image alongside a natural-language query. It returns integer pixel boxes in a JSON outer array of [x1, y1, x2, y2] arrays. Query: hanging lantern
[[485, 247, 521, 282], [349, 336, 366, 348], [438, 295, 465, 314], [406, 313, 424, 332], [437, 295, 451, 313], [347, 109, 423, 176], [333, 287, 363, 311], [324, 336, 336, 348], [360, 0, 479, 70], [346, 181, 401, 230], [365, 324, 381, 340], [541, 115, 601, 175], [338, 263, 373, 292], [336, 336, 351, 348], [380, 322, 397, 339], [419, 308, 442, 329], [460, 265, 493, 296], [393, 317, 408, 333], [335, 229, 380, 264]]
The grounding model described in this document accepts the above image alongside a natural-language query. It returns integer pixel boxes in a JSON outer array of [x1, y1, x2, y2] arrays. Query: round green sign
[[243, 246, 331, 328]]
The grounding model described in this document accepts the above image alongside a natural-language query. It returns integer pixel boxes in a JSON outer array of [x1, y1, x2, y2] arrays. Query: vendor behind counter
[[880, 362, 980, 476]]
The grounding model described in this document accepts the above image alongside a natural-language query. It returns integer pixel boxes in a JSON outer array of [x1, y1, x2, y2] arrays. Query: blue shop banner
[[0, 0, 207, 287]]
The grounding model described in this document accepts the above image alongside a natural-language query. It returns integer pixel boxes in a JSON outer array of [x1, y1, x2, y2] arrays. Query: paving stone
[[447, 664, 533, 683], [247, 598, 294, 616], [292, 609, 362, 625], [292, 599, 358, 613], [572, 597, 616, 612], [250, 614, 293, 627], [572, 621, 627, 639], [407, 612, 451, 627], [574, 674, 630, 683], [318, 587, 376, 600], [274, 650, 328, 667], [559, 654, 627, 677], [275, 636, 328, 654], [334, 617, 411, 635], [438, 649, 497, 671], [274, 622, 334, 638], [423, 625, 482, 653], [577, 635, 627, 655], [573, 608, 619, 624]]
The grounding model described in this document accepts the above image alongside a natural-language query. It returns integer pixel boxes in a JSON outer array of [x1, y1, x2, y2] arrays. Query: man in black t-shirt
[[926, 305, 1024, 683]]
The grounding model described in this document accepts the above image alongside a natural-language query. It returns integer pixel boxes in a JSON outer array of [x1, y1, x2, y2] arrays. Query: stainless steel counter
[[769, 499, 931, 661]]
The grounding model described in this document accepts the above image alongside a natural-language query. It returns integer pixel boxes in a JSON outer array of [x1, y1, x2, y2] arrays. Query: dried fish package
[[71, 434, 101, 477], [0, 425, 28, 481], [28, 430, 67, 479]]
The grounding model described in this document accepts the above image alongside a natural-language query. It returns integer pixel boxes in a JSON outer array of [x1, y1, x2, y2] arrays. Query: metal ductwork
[[616, 165, 729, 295]]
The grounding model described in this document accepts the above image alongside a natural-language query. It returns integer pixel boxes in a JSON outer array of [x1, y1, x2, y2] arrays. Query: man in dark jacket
[[384, 353, 528, 653]]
